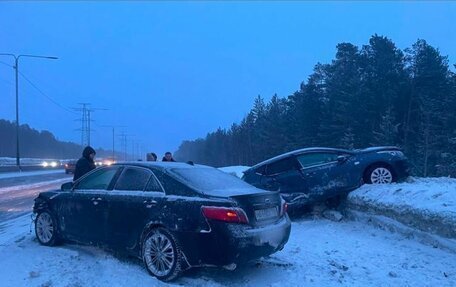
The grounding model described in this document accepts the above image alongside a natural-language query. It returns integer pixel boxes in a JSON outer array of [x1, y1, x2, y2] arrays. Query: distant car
[[242, 147, 409, 207], [33, 162, 291, 281], [64, 161, 76, 174]]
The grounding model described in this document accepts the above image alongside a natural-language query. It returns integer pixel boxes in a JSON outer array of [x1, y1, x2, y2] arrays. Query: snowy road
[[0, 172, 71, 222], [0, 214, 454, 287]]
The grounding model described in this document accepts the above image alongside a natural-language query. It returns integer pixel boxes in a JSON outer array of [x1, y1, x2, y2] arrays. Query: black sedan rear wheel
[[364, 165, 394, 184], [142, 227, 183, 281], [35, 210, 59, 246]]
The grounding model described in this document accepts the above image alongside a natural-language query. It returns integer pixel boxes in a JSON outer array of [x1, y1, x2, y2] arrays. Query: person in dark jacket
[[146, 152, 157, 162], [162, 152, 176, 162], [73, 146, 97, 181]]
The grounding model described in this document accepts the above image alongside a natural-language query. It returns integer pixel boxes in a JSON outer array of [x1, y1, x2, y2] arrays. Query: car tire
[[364, 164, 395, 184], [142, 227, 183, 282], [65, 170, 69, 174], [35, 210, 60, 246]]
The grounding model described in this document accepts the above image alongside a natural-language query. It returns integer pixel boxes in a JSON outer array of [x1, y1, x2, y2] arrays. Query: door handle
[[143, 199, 157, 208], [91, 197, 102, 206]]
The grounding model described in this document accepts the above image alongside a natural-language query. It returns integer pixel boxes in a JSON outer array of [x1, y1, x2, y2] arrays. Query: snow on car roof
[[113, 161, 208, 171]]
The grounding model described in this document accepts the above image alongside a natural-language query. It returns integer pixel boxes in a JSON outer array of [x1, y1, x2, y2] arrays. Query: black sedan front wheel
[[142, 228, 183, 281], [35, 211, 59, 246], [364, 165, 394, 184]]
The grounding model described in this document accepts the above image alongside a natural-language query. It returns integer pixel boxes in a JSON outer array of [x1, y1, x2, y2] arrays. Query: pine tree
[[318, 43, 361, 148], [405, 39, 452, 176]]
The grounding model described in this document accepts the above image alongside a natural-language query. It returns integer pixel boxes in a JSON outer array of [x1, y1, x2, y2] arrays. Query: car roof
[[247, 147, 353, 172], [112, 161, 207, 172]]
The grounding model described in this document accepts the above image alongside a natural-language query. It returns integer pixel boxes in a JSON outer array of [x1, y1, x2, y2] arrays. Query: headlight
[[50, 161, 58, 168], [42, 161, 49, 167]]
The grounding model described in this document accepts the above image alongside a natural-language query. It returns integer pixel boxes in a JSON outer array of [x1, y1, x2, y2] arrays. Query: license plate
[[255, 206, 278, 220]]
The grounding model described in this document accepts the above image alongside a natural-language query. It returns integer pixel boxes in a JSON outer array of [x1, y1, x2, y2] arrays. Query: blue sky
[[0, 1, 455, 158]]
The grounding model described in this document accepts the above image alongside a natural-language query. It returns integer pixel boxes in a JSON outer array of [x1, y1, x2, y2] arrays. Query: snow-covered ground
[[0, 169, 65, 180], [1, 214, 455, 287], [349, 177, 455, 220], [348, 177, 456, 238], [0, 178, 70, 222], [0, 178, 69, 196]]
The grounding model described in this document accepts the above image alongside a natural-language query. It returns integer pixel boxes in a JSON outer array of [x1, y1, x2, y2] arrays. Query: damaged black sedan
[[242, 146, 409, 207], [33, 162, 291, 281]]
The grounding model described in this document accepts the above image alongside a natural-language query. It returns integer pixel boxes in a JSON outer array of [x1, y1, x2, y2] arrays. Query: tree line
[[175, 35, 456, 177], [0, 119, 114, 160]]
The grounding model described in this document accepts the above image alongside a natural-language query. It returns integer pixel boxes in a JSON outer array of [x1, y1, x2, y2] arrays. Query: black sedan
[[242, 146, 409, 206], [33, 162, 291, 281]]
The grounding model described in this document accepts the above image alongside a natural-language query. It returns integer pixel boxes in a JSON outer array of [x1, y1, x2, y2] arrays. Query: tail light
[[201, 206, 249, 224], [280, 199, 288, 216]]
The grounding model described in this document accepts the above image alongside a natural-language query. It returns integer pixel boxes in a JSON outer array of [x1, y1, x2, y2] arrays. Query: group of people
[[73, 146, 177, 181], [146, 151, 176, 162]]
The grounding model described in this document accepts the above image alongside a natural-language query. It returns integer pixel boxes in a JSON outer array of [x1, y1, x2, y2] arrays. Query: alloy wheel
[[370, 167, 393, 184], [144, 230, 176, 277], [36, 212, 54, 244]]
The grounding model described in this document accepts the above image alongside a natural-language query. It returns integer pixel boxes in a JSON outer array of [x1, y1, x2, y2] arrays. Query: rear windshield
[[169, 167, 255, 196]]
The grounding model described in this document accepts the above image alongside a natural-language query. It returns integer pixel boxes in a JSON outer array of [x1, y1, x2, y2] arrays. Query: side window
[[254, 165, 267, 175], [266, 157, 297, 175], [297, 153, 339, 168], [115, 167, 151, 191], [75, 167, 119, 190], [145, 175, 162, 192]]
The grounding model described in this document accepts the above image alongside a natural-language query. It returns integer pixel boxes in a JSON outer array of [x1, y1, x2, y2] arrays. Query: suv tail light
[[202, 206, 249, 224]]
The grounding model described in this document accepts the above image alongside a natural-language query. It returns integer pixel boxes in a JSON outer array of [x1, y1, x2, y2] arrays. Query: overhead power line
[[18, 71, 77, 115]]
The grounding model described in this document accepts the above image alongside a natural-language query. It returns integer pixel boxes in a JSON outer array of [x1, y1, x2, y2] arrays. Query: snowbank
[[347, 177, 456, 238]]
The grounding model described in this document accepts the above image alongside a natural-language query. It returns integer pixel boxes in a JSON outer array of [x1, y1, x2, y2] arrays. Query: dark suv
[[242, 146, 409, 206]]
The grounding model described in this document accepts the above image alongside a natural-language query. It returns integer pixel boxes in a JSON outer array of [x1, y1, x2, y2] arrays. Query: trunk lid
[[229, 189, 282, 226]]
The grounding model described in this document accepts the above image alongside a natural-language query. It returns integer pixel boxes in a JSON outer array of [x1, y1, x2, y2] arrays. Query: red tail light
[[280, 200, 288, 216], [202, 206, 249, 224]]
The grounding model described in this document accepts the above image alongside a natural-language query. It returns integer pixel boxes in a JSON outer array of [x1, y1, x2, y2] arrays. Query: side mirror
[[61, 182, 74, 191], [337, 155, 349, 164]]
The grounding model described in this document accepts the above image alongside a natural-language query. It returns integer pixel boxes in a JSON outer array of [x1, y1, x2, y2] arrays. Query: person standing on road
[[73, 146, 97, 181], [162, 152, 176, 162]]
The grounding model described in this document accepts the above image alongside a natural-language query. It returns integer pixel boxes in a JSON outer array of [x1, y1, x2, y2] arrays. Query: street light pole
[[101, 125, 126, 160], [0, 53, 58, 168], [14, 57, 19, 167]]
